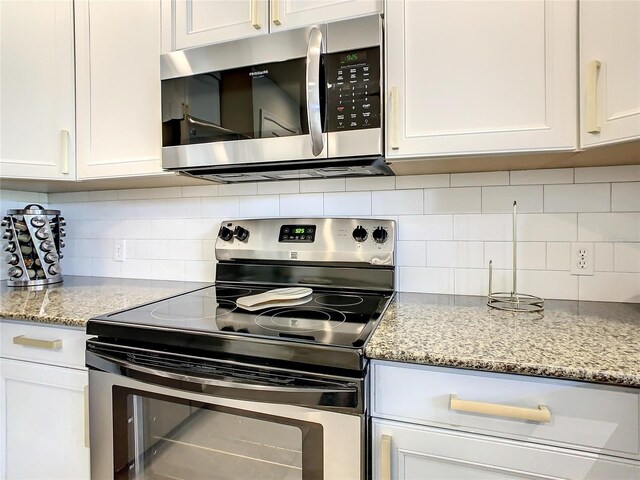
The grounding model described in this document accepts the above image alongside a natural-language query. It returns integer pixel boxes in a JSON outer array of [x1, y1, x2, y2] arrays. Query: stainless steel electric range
[[86, 218, 395, 480]]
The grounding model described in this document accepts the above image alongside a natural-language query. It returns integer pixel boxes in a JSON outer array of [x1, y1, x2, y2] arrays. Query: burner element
[[205, 287, 253, 299], [255, 307, 346, 334], [314, 294, 364, 307]]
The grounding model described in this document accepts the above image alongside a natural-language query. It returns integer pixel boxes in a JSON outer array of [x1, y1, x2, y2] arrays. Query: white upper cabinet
[[385, 0, 577, 159], [75, 0, 165, 179], [165, 0, 381, 51], [0, 0, 76, 180], [580, 0, 640, 148]]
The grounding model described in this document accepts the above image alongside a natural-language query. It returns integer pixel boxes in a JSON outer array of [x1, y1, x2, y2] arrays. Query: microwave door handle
[[306, 26, 324, 156]]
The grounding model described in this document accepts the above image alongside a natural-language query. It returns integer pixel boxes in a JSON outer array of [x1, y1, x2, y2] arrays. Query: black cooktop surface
[[91, 284, 392, 349]]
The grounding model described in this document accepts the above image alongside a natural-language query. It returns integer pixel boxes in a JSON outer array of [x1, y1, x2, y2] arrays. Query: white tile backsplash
[[25, 166, 638, 303]]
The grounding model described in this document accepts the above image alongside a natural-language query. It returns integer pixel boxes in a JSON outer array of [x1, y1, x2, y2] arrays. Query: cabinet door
[[385, 0, 577, 159], [0, 359, 89, 480], [172, 0, 268, 50], [372, 420, 640, 480], [75, 0, 166, 179], [269, 0, 381, 32], [580, 0, 640, 147], [0, 0, 76, 180]]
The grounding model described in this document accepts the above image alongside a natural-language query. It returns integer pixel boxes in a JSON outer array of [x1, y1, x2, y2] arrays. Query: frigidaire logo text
[[249, 70, 268, 77]]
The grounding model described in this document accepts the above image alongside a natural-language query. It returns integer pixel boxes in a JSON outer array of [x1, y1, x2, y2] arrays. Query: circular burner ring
[[150, 298, 236, 321], [255, 306, 346, 334], [204, 287, 253, 299], [314, 294, 364, 307]]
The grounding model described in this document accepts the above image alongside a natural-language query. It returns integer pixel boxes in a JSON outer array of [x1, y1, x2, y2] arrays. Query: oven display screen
[[279, 225, 316, 243]]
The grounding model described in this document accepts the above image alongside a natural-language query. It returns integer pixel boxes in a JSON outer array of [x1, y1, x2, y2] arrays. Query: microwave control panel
[[325, 47, 380, 132]]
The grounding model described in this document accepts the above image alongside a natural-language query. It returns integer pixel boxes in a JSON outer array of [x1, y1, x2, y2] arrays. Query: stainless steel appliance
[[160, 15, 390, 182], [86, 218, 396, 479], [2, 204, 66, 287]]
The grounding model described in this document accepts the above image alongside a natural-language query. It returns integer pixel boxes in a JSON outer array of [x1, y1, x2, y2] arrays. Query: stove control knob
[[352, 225, 368, 242], [218, 226, 234, 241], [233, 226, 249, 242], [372, 227, 388, 244]]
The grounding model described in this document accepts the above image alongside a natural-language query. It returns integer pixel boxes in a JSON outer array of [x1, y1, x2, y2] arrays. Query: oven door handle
[[306, 26, 324, 157], [87, 350, 360, 411]]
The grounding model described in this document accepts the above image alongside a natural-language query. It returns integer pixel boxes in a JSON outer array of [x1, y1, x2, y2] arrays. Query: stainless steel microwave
[[160, 14, 389, 182]]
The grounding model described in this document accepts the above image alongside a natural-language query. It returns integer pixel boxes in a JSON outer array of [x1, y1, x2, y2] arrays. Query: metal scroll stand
[[487, 201, 544, 313]]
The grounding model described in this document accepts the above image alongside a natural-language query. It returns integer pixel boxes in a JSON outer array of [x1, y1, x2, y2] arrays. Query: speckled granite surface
[[0, 276, 208, 327], [366, 293, 640, 387]]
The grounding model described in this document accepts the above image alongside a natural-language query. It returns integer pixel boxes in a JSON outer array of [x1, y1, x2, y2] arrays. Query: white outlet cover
[[570, 242, 594, 276], [114, 239, 126, 262]]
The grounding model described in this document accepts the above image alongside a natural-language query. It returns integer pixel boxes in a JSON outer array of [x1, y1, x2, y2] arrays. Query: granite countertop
[[0, 276, 208, 327], [366, 293, 640, 388]]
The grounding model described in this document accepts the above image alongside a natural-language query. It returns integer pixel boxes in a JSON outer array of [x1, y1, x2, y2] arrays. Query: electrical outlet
[[114, 239, 126, 262], [570, 242, 594, 275]]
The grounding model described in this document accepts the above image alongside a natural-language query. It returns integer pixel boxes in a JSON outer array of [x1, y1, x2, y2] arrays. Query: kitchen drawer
[[372, 361, 640, 459], [0, 320, 87, 369]]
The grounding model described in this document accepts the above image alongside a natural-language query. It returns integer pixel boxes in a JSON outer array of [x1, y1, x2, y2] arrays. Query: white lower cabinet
[[0, 321, 90, 480], [371, 361, 640, 480]]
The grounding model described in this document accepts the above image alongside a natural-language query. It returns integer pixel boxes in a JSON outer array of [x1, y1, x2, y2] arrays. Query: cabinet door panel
[[271, 0, 381, 31], [174, 0, 268, 49], [580, 0, 640, 147], [386, 0, 577, 158], [75, 0, 165, 179], [0, 0, 75, 180], [0, 359, 89, 480]]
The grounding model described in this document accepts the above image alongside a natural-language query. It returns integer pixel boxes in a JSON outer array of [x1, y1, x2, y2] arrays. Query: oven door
[[87, 349, 363, 480]]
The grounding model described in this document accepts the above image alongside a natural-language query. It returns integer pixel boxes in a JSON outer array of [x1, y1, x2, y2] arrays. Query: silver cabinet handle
[[60, 130, 70, 174], [389, 87, 399, 150], [251, 0, 261, 29], [272, 0, 281, 25], [13, 335, 62, 350], [306, 26, 324, 157], [450, 394, 551, 423], [586, 59, 601, 133], [380, 434, 392, 480]]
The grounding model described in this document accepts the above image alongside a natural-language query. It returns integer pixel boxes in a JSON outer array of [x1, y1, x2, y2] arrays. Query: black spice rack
[[3, 204, 66, 287]]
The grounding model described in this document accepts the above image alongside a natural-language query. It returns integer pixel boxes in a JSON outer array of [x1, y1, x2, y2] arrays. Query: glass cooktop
[[101, 284, 392, 348]]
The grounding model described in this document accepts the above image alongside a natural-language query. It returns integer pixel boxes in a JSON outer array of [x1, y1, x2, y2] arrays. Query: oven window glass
[[112, 387, 323, 479], [162, 58, 311, 147]]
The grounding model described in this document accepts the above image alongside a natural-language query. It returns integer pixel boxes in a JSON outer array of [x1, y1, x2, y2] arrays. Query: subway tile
[[184, 218, 222, 240], [612, 182, 640, 212], [509, 168, 573, 185], [181, 184, 219, 197], [398, 267, 454, 294], [398, 215, 453, 241], [48, 191, 90, 203], [202, 239, 217, 261], [346, 177, 395, 191], [150, 219, 184, 240], [325, 192, 372, 216], [133, 240, 169, 260], [594, 243, 614, 272], [168, 239, 204, 261], [546, 242, 571, 271], [451, 171, 509, 187], [66, 220, 92, 239], [518, 214, 577, 242], [91, 259, 122, 278], [395, 174, 449, 189], [91, 220, 121, 239], [427, 241, 484, 268], [60, 238, 79, 258], [544, 184, 610, 212], [54, 202, 92, 221], [424, 187, 481, 214], [150, 260, 185, 281], [575, 165, 640, 183], [166, 197, 202, 218], [396, 241, 427, 267], [61, 256, 92, 276], [76, 239, 114, 258], [455, 268, 508, 296], [184, 260, 216, 282], [482, 186, 543, 213], [614, 243, 640, 273], [201, 197, 239, 218], [131, 199, 167, 219], [484, 242, 546, 270], [578, 213, 640, 242], [516, 270, 578, 300], [257, 181, 299, 195], [119, 187, 181, 200], [579, 273, 640, 303], [454, 214, 512, 241], [87, 190, 121, 201], [300, 178, 345, 193], [279, 194, 323, 217], [372, 190, 422, 215], [238, 195, 279, 217], [218, 183, 258, 196], [120, 259, 153, 279]]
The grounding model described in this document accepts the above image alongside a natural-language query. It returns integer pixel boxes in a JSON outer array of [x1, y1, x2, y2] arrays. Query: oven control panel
[[325, 46, 380, 132], [279, 225, 316, 243]]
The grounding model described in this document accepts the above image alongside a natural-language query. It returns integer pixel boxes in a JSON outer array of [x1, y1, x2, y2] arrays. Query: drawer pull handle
[[449, 394, 551, 423], [13, 335, 62, 350], [380, 434, 392, 480]]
